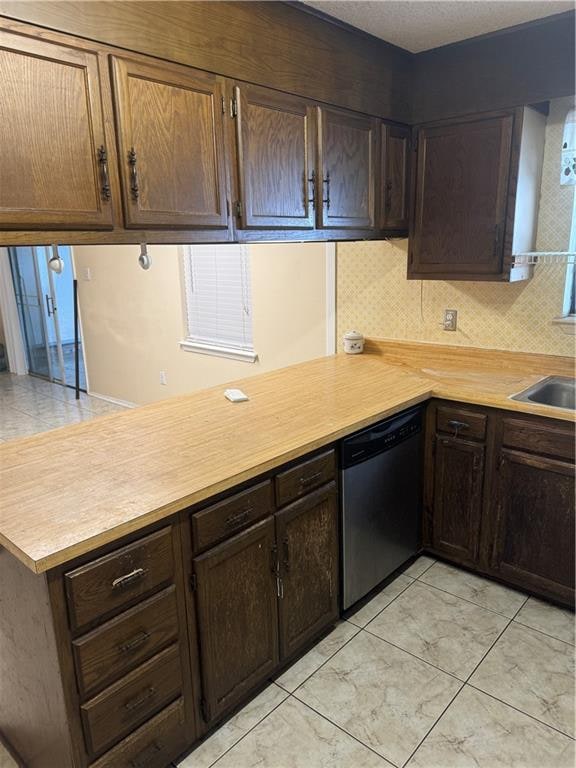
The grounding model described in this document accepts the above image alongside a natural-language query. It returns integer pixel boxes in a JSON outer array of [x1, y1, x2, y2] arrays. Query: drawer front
[[275, 450, 336, 507], [501, 417, 575, 462], [73, 587, 179, 699], [81, 644, 181, 757], [436, 405, 487, 441], [89, 697, 186, 768], [65, 528, 174, 630], [192, 480, 273, 553]]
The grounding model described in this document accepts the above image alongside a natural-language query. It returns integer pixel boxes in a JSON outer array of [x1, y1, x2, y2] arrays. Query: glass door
[[9, 246, 53, 379]]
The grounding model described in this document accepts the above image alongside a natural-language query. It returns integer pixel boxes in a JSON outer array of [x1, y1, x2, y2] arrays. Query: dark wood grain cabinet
[[425, 401, 575, 607], [234, 84, 317, 230], [317, 106, 379, 230], [0, 29, 114, 231], [380, 123, 410, 230], [111, 56, 230, 231]]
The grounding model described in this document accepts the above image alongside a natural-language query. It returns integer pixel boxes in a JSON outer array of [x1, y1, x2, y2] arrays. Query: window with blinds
[[180, 244, 257, 362]]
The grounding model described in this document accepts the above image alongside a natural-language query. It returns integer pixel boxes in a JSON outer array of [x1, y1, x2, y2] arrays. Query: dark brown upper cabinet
[[234, 85, 317, 230], [111, 56, 230, 230], [317, 107, 379, 230], [380, 123, 410, 231], [0, 29, 114, 231], [409, 107, 545, 281], [276, 483, 338, 661]]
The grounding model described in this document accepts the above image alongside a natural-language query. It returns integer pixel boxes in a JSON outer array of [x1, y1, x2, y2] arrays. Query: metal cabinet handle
[[447, 420, 470, 431], [120, 630, 150, 654], [129, 742, 162, 768], [128, 147, 140, 200], [307, 169, 316, 209], [112, 567, 147, 590], [282, 537, 290, 571], [225, 507, 252, 529], [45, 294, 55, 317], [322, 172, 330, 209], [124, 686, 156, 712], [299, 471, 322, 487], [97, 145, 111, 201]]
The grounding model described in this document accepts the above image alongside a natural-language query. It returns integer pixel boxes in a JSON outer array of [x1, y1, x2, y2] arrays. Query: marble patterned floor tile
[[366, 581, 508, 679], [275, 621, 359, 692], [178, 684, 288, 768], [407, 685, 575, 768], [212, 696, 389, 768], [295, 630, 461, 767], [515, 597, 575, 645], [470, 622, 575, 736], [348, 574, 414, 628], [403, 556, 436, 579], [0, 409, 53, 440], [420, 561, 527, 618]]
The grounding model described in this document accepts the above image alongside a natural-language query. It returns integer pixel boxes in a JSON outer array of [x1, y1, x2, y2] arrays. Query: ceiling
[[301, 1, 575, 53]]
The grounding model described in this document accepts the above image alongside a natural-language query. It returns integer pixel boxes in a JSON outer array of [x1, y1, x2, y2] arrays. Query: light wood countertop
[[0, 341, 574, 574]]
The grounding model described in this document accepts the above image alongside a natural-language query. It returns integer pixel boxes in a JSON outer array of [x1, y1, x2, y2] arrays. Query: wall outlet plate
[[443, 309, 458, 331]]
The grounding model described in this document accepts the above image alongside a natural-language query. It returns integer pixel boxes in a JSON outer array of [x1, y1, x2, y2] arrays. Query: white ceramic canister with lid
[[343, 330, 365, 354]]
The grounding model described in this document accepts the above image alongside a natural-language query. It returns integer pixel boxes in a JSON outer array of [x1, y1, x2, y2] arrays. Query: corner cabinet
[[424, 401, 575, 607], [111, 56, 230, 231], [0, 29, 114, 230], [380, 124, 410, 230], [408, 107, 545, 281]]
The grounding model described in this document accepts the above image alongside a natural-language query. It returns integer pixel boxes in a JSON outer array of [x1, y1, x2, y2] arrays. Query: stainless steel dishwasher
[[340, 405, 423, 610]]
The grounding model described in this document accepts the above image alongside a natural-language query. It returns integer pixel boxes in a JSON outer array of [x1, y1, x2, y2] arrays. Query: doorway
[[9, 246, 87, 391]]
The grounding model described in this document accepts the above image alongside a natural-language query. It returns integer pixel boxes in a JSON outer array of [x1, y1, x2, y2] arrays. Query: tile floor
[[177, 557, 575, 768], [0, 372, 127, 441]]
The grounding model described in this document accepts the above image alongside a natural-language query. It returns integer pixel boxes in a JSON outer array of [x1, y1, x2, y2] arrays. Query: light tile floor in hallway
[[0, 372, 127, 441], [178, 557, 575, 768]]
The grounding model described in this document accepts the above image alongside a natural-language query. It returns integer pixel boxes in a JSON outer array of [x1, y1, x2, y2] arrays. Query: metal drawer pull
[[130, 740, 162, 768], [308, 169, 316, 209], [128, 147, 140, 200], [447, 420, 470, 430], [120, 630, 150, 654], [322, 171, 330, 209], [112, 567, 147, 590], [299, 471, 322, 486], [124, 686, 157, 712], [225, 507, 252, 528], [97, 145, 111, 200]]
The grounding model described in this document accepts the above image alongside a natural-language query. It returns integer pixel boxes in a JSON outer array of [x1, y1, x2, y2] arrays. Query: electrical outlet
[[83, 267, 92, 281], [443, 309, 458, 331], [159, 370, 167, 385]]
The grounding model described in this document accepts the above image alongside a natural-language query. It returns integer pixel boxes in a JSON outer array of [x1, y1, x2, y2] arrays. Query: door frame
[[0, 247, 27, 375]]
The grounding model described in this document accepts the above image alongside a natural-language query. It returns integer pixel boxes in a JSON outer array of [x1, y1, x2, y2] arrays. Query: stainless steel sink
[[511, 376, 576, 410]]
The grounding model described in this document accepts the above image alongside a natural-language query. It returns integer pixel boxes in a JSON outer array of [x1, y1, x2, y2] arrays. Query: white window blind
[[180, 244, 257, 362]]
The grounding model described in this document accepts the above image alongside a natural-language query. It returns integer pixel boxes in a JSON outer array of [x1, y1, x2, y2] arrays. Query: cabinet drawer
[[65, 528, 174, 630], [73, 587, 179, 699], [275, 450, 336, 507], [501, 417, 575, 462], [89, 697, 185, 768], [436, 405, 487, 441], [192, 480, 273, 553], [81, 644, 181, 756]]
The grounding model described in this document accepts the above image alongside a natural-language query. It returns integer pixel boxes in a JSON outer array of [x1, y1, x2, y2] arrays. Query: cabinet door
[[112, 56, 229, 229], [317, 107, 378, 230], [0, 29, 113, 230], [276, 483, 338, 660], [431, 436, 485, 566], [193, 518, 278, 722], [409, 113, 514, 278], [489, 449, 575, 604], [235, 85, 317, 229], [381, 124, 410, 230]]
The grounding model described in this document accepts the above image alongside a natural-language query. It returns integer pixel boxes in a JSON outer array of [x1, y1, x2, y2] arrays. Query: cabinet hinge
[[235, 200, 243, 218], [190, 573, 197, 592], [221, 95, 225, 115], [200, 697, 210, 722], [231, 95, 238, 118]]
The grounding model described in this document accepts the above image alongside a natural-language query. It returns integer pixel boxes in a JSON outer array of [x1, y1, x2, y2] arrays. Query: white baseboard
[[87, 391, 137, 408]]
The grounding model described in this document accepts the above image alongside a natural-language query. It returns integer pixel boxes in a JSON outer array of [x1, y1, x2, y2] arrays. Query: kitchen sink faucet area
[[0, 1, 574, 767]]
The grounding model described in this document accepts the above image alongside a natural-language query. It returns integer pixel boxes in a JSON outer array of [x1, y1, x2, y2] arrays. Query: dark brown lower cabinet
[[486, 449, 575, 605], [425, 400, 575, 608], [193, 518, 279, 723], [276, 483, 338, 660], [431, 436, 484, 566]]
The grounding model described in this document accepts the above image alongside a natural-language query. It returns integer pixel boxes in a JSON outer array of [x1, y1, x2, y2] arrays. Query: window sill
[[180, 340, 258, 363], [551, 316, 576, 335]]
